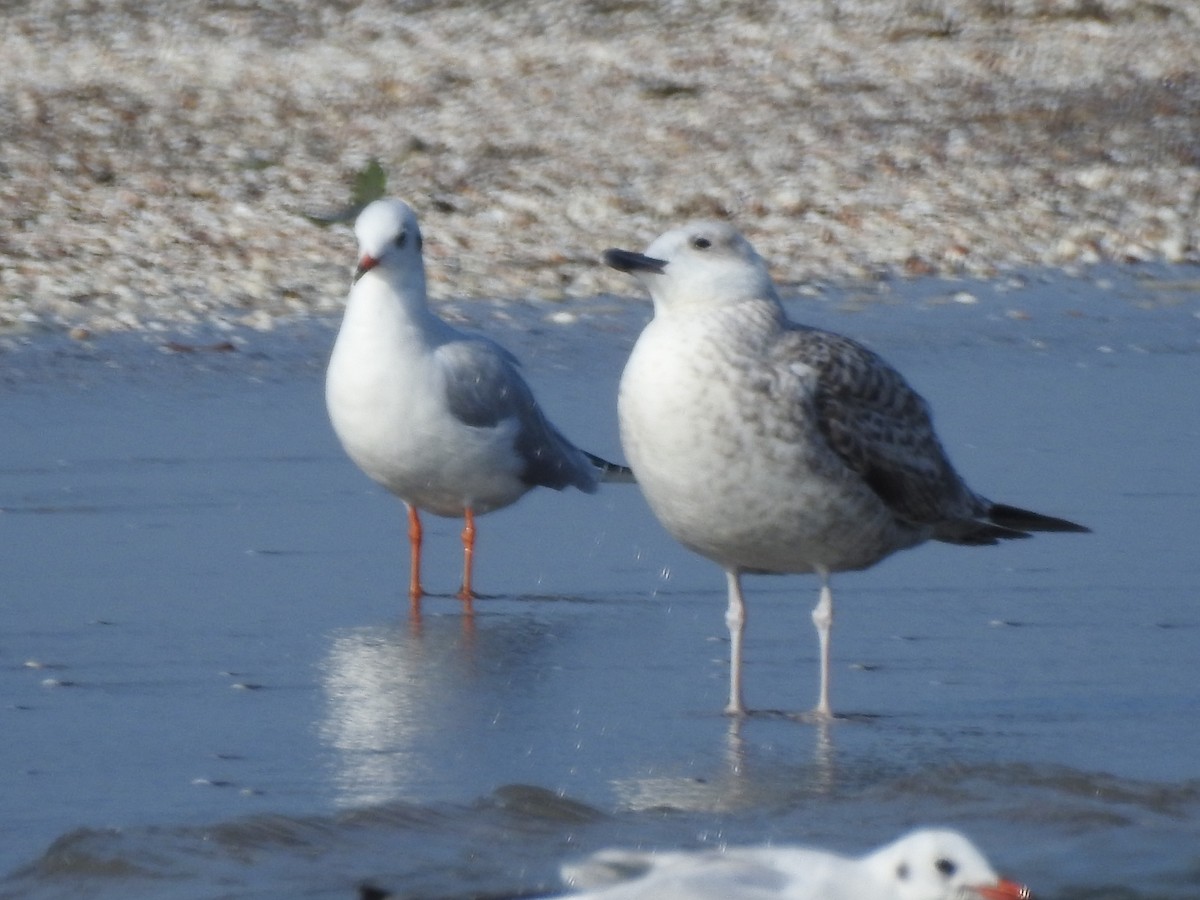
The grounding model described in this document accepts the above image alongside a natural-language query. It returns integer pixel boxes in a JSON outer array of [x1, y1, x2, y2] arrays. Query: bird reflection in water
[[318, 613, 539, 808], [610, 713, 839, 815]]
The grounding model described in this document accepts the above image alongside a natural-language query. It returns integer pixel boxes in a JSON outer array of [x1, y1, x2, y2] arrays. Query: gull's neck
[[342, 265, 454, 349], [652, 286, 786, 328], [650, 270, 784, 321]]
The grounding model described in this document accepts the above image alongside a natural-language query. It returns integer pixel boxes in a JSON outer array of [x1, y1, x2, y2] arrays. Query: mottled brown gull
[[326, 198, 628, 605], [605, 221, 1088, 718]]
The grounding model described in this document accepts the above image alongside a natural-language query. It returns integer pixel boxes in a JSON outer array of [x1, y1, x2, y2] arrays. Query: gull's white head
[[603, 220, 778, 315], [865, 829, 1030, 900], [352, 198, 426, 287]]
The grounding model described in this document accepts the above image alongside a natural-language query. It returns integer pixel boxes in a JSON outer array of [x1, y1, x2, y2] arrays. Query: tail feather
[[948, 522, 1033, 546], [936, 502, 1089, 545], [989, 502, 1090, 534], [585, 451, 637, 484]]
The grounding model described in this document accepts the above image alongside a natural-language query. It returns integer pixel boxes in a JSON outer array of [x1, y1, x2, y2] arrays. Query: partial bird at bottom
[[556, 828, 1031, 900]]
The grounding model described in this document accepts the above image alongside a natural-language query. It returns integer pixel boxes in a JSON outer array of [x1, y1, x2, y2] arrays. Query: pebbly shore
[[1, 0, 1198, 335]]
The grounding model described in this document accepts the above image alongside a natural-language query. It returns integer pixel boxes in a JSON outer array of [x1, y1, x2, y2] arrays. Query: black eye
[[394, 231, 407, 249], [691, 236, 712, 250], [935, 859, 957, 877], [896, 863, 910, 881]]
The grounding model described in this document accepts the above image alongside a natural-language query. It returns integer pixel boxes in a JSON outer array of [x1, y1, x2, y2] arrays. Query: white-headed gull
[[558, 828, 1031, 900], [326, 198, 628, 604], [604, 221, 1088, 717]]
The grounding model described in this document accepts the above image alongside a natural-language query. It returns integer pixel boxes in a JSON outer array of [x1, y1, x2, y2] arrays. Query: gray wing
[[434, 337, 601, 492], [564, 850, 789, 900], [773, 327, 997, 539]]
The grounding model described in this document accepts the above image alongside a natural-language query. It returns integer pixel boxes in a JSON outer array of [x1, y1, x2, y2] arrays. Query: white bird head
[[603, 220, 779, 316], [865, 829, 1031, 900], [352, 198, 426, 292]]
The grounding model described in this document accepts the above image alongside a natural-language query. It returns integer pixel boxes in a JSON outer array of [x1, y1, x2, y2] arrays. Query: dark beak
[[354, 254, 380, 281], [603, 248, 667, 275]]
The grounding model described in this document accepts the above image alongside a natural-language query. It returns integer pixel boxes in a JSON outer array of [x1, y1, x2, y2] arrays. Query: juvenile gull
[[326, 198, 628, 604], [557, 828, 1031, 900], [605, 221, 1088, 717]]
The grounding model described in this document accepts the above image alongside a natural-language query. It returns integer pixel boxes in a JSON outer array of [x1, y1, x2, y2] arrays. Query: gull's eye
[[691, 236, 712, 250], [896, 863, 910, 881], [394, 231, 407, 249], [935, 859, 957, 877]]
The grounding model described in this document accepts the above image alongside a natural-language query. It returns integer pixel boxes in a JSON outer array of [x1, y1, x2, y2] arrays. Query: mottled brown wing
[[775, 326, 980, 527]]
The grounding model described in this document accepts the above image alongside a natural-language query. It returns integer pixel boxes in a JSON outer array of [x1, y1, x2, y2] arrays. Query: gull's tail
[[937, 501, 1090, 545], [989, 503, 1091, 534]]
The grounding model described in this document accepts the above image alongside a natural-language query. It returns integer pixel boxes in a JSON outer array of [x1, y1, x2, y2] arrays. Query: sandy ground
[[1, 0, 1199, 335]]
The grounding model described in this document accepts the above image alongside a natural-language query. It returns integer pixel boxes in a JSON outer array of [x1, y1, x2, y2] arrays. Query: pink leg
[[811, 568, 834, 720], [457, 507, 477, 603], [724, 568, 748, 716], [406, 504, 424, 605]]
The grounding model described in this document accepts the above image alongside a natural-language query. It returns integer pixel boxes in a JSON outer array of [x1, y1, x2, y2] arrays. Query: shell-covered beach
[[2, 0, 1199, 333]]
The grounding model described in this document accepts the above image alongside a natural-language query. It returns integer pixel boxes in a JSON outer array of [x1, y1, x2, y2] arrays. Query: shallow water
[[2, 267, 1199, 899]]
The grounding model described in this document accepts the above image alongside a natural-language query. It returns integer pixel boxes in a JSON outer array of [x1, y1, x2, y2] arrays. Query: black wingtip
[[585, 451, 637, 484], [989, 503, 1091, 534]]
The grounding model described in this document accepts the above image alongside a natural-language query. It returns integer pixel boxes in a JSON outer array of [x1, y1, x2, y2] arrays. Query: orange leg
[[406, 504, 424, 603], [457, 507, 477, 602]]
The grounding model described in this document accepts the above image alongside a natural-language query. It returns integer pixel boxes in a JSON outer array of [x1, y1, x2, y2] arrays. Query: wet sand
[[1, 268, 1198, 897]]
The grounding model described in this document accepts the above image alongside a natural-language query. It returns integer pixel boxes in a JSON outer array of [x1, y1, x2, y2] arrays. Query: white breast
[[325, 278, 527, 517], [618, 305, 919, 574]]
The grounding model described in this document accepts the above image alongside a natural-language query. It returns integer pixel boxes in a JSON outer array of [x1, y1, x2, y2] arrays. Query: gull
[[604, 221, 1088, 717], [326, 198, 628, 604], [557, 828, 1031, 900]]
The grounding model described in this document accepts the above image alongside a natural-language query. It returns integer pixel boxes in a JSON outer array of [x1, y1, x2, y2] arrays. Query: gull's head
[[864, 830, 1031, 900], [353, 198, 425, 283], [603, 221, 777, 315]]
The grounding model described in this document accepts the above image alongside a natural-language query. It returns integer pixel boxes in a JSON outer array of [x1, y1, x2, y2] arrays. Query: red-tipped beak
[[354, 254, 380, 281], [975, 878, 1032, 900]]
